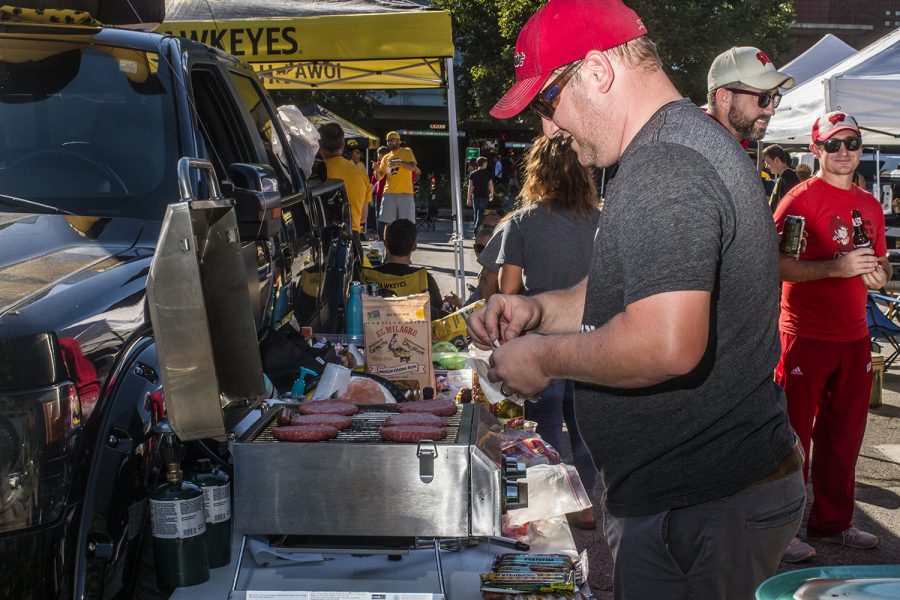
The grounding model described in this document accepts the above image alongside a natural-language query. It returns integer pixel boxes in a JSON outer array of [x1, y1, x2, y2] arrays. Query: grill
[[232, 402, 527, 539], [251, 404, 464, 444]]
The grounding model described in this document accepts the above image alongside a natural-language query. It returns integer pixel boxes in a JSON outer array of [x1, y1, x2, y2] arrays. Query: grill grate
[[253, 404, 463, 444]]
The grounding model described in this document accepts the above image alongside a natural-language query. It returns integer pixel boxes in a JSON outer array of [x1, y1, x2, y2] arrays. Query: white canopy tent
[[765, 27, 900, 145], [779, 33, 857, 89]]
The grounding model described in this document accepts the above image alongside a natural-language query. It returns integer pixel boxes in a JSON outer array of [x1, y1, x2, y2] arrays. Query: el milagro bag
[[362, 293, 433, 400]]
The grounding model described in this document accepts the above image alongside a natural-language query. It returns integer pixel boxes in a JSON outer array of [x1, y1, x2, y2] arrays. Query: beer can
[[779, 215, 805, 256]]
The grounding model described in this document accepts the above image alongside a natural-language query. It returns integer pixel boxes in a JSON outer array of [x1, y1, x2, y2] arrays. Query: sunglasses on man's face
[[724, 87, 782, 109], [474, 243, 486, 253], [816, 136, 863, 153], [530, 60, 582, 120]]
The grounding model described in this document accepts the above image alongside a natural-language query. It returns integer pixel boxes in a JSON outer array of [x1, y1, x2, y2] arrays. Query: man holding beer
[[471, 0, 803, 596], [774, 111, 890, 562]]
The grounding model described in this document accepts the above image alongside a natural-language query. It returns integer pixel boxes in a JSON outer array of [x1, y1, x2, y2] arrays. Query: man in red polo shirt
[[774, 111, 891, 562]]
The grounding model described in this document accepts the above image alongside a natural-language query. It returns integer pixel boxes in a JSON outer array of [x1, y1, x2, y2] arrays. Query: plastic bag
[[504, 464, 592, 527], [502, 428, 561, 466], [272, 105, 320, 178], [501, 515, 578, 558], [467, 345, 535, 407]]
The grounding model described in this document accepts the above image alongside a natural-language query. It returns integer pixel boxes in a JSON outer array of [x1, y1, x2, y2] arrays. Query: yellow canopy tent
[[300, 103, 379, 150], [157, 11, 452, 89], [157, 7, 467, 295]]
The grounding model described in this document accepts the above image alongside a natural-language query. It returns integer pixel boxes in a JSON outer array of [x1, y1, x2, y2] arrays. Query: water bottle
[[346, 281, 364, 342]]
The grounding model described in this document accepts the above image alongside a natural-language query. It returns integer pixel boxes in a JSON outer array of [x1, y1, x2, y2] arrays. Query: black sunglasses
[[724, 87, 782, 109], [816, 136, 862, 153], [474, 243, 486, 253], [530, 60, 582, 119]]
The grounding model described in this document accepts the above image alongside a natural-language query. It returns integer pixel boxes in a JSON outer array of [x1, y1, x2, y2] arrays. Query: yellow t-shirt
[[324, 156, 371, 232], [378, 147, 417, 195]]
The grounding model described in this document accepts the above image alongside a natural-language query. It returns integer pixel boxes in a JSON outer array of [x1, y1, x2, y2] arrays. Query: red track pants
[[774, 332, 872, 537]]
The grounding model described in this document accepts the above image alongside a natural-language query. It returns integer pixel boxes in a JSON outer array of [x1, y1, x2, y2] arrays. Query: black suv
[[0, 21, 356, 599]]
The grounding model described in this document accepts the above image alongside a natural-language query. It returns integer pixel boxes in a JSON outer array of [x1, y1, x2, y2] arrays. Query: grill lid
[[147, 196, 265, 441]]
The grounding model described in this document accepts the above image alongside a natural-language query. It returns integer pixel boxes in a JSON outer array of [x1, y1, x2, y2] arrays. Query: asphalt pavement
[[401, 214, 900, 598]]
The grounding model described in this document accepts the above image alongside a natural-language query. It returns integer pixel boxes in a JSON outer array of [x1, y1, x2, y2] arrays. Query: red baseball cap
[[811, 111, 861, 142], [490, 0, 647, 119]]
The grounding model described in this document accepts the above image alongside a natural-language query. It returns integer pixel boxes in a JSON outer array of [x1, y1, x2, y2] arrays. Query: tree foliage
[[433, 0, 795, 122]]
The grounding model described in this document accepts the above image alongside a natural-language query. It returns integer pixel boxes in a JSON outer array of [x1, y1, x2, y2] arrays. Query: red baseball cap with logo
[[490, 0, 647, 119], [811, 111, 861, 142]]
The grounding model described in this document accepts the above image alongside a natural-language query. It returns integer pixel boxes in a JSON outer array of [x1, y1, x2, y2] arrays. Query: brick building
[[787, 0, 900, 61]]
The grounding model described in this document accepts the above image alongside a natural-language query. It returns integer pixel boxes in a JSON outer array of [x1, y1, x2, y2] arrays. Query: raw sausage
[[289, 414, 352, 430], [276, 407, 293, 426], [338, 377, 387, 404], [384, 413, 445, 428], [380, 426, 447, 442], [298, 401, 359, 416], [397, 399, 457, 417], [272, 425, 339, 442]]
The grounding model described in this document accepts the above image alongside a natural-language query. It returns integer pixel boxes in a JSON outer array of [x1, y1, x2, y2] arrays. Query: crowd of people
[[463, 0, 889, 598]]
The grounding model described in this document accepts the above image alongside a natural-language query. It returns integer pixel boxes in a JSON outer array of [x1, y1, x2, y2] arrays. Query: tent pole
[[876, 146, 882, 210], [446, 57, 466, 299]]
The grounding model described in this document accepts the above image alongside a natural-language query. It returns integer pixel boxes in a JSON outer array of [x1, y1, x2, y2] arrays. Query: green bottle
[[150, 433, 209, 590], [189, 459, 232, 568]]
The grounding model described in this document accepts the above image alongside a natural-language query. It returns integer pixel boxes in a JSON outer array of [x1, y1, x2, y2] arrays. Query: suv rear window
[[0, 38, 179, 218]]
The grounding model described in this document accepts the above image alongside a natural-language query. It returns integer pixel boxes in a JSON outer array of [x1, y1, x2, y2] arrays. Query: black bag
[[258, 327, 334, 393]]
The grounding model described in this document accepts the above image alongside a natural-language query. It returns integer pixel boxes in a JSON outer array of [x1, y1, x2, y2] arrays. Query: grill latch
[[416, 442, 437, 483]]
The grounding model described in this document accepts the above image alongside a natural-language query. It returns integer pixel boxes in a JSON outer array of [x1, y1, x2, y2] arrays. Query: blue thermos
[[346, 282, 364, 340]]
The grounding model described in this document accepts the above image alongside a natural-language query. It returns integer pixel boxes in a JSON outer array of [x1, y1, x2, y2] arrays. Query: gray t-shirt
[[577, 99, 793, 517], [497, 205, 600, 295], [476, 222, 507, 274]]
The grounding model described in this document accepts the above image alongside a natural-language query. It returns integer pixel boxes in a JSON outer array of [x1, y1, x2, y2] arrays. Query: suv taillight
[[0, 383, 81, 533]]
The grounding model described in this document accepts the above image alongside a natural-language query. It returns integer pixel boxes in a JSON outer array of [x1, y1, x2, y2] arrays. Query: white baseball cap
[[708, 46, 795, 92]]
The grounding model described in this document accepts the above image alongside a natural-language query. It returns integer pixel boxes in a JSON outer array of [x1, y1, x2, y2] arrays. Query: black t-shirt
[[769, 167, 800, 213], [577, 99, 793, 518], [373, 262, 444, 316], [468, 168, 493, 199]]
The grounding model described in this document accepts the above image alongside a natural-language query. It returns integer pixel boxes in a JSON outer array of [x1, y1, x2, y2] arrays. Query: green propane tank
[[188, 458, 232, 568], [150, 432, 209, 590]]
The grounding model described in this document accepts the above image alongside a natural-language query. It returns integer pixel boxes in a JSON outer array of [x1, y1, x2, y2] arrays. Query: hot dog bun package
[[362, 293, 434, 400], [431, 299, 485, 350]]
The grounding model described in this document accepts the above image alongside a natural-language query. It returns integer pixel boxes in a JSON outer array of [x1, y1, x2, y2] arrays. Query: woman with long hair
[[496, 135, 602, 523]]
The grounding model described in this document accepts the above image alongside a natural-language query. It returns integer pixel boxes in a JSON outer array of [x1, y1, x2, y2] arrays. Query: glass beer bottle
[[851, 209, 872, 249]]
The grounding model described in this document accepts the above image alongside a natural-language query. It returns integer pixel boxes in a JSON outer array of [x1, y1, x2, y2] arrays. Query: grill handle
[[416, 441, 437, 483]]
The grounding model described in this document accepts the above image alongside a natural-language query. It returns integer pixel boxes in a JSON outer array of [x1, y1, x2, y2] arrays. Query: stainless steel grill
[[251, 404, 464, 444], [232, 403, 526, 539]]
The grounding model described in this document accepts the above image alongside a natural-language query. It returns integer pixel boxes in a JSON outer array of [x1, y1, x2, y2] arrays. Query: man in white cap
[[773, 111, 889, 563], [470, 0, 803, 596], [707, 46, 794, 146]]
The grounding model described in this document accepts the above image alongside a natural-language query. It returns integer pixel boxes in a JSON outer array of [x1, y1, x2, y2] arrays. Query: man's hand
[[466, 196, 473, 208], [863, 263, 889, 289], [468, 294, 543, 349], [486, 335, 551, 396], [833, 248, 878, 278], [779, 229, 808, 260]]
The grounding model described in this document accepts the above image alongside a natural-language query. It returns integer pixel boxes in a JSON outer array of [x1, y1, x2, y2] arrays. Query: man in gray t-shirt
[[470, 0, 803, 597]]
